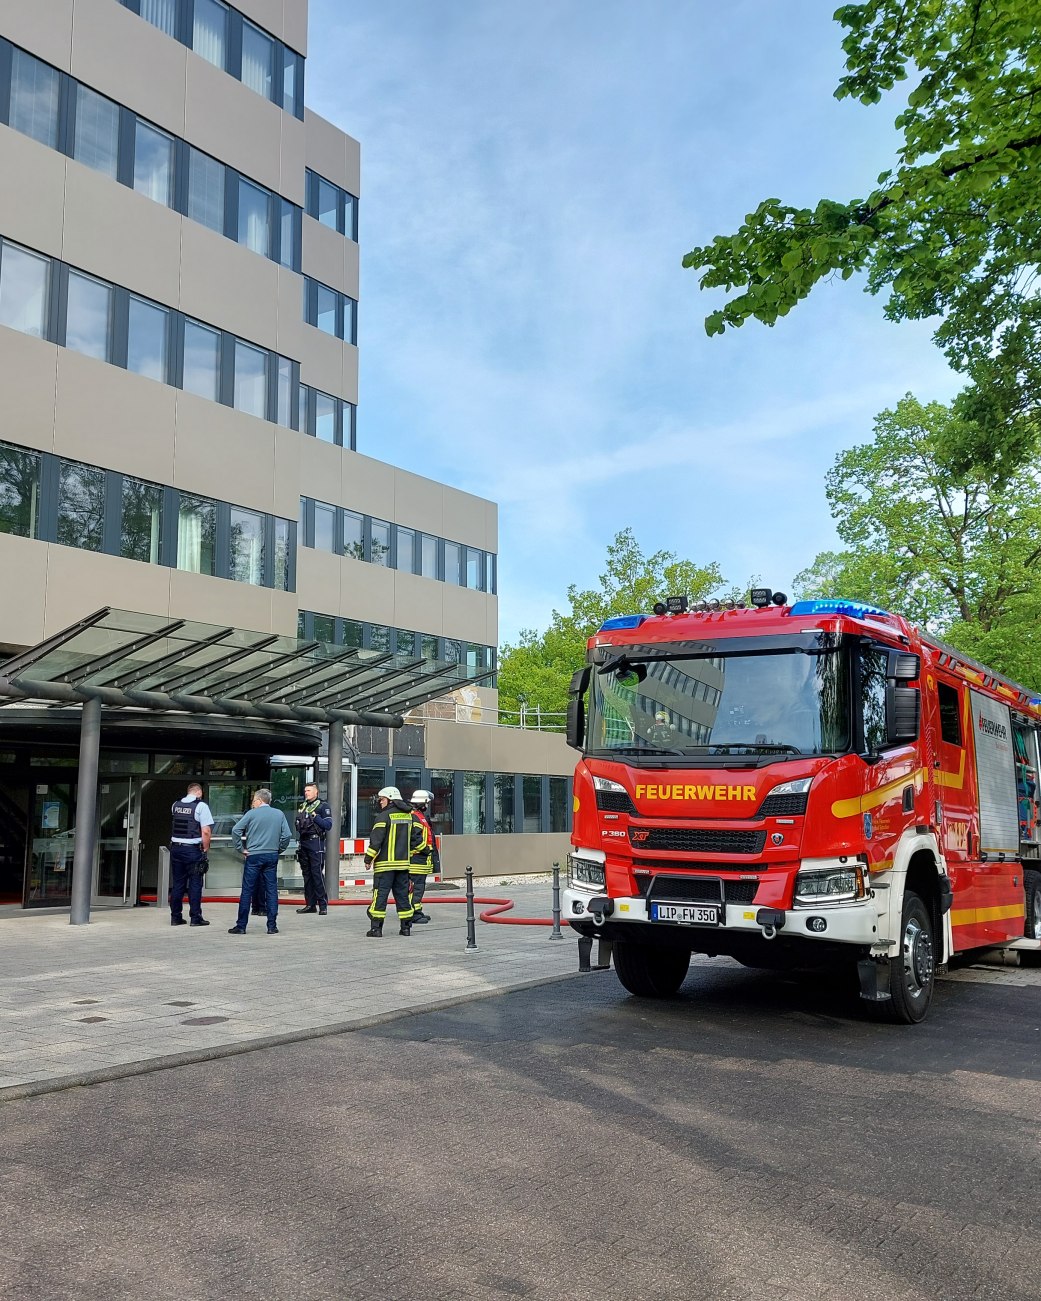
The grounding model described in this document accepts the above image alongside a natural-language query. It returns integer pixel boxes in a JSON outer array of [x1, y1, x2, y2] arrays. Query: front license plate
[[650, 902, 721, 926]]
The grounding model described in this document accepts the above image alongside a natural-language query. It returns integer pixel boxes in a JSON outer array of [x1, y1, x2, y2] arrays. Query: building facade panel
[[338, 450, 396, 520], [42, 546, 174, 636], [0, 0, 75, 73], [392, 469, 445, 539], [184, 52, 282, 194], [177, 221, 281, 352], [278, 110, 306, 206], [302, 217, 351, 296], [303, 109, 350, 192], [0, 535, 49, 648], [171, 392, 278, 513], [167, 565, 282, 629], [0, 330, 58, 453], [297, 326, 348, 400], [0, 128, 68, 255], [234, 0, 288, 44], [282, 0, 308, 58]]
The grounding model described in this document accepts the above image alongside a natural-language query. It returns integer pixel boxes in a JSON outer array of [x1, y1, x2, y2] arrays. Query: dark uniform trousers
[[169, 843, 205, 923], [368, 867, 412, 922], [298, 837, 328, 908]]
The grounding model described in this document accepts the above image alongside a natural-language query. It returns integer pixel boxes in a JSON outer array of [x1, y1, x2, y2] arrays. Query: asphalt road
[[2, 961, 1041, 1301]]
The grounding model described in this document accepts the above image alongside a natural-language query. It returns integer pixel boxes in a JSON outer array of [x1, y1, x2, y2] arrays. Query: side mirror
[[886, 685, 920, 745], [566, 667, 591, 751], [887, 649, 920, 680]]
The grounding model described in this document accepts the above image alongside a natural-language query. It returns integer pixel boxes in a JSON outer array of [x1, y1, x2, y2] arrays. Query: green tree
[[793, 395, 1041, 688], [683, 0, 1041, 473], [497, 529, 729, 716]]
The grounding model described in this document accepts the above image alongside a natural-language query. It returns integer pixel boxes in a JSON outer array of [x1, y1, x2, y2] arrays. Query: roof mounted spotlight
[[750, 587, 772, 608], [665, 595, 688, 614], [771, 591, 788, 606], [709, 599, 722, 612], [652, 602, 667, 615]]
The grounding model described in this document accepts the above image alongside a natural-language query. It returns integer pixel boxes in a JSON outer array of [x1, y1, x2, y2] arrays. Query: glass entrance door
[[94, 778, 136, 904], [26, 783, 75, 906]]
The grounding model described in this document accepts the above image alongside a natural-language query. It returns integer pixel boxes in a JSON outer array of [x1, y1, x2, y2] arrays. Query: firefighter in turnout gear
[[408, 789, 440, 924], [295, 783, 333, 915], [364, 787, 428, 937]]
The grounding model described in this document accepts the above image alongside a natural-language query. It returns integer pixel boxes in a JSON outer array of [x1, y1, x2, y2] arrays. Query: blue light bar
[[598, 614, 647, 631], [789, 599, 891, 618]]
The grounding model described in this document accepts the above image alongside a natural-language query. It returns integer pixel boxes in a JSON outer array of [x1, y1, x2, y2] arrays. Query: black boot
[[297, 905, 317, 913], [399, 922, 412, 937], [365, 920, 383, 938]]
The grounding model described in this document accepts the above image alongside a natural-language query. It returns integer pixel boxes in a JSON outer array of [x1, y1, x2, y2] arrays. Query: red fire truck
[[563, 590, 1041, 1023]]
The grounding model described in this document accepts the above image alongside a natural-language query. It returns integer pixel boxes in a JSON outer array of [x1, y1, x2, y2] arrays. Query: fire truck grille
[[596, 789, 638, 816], [629, 827, 766, 854], [638, 875, 760, 905], [755, 792, 808, 817]]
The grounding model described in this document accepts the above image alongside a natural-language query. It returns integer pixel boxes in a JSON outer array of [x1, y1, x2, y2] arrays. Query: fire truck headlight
[[592, 776, 628, 794], [766, 777, 813, 797], [568, 854, 606, 890], [794, 864, 866, 905]]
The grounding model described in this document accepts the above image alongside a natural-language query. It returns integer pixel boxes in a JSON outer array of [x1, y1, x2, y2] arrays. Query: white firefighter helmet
[[376, 785, 402, 801], [410, 789, 434, 806]]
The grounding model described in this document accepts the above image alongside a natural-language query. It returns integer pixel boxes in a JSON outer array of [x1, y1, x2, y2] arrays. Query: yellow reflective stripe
[[831, 768, 926, 819], [951, 904, 1024, 927]]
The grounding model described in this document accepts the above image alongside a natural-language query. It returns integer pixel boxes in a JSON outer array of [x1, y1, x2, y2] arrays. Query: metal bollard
[[157, 846, 171, 922], [549, 861, 564, 941], [464, 865, 478, 951]]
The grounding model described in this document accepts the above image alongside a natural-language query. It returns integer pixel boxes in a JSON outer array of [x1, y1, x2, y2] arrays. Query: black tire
[[1024, 870, 1041, 941], [613, 940, 691, 998], [878, 889, 935, 1024]]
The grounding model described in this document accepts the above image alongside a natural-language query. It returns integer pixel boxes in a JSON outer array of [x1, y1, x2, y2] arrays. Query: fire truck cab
[[564, 592, 1041, 1023]]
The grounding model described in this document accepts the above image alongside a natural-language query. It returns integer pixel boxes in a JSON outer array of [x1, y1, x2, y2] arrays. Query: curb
[[0, 968, 582, 1104]]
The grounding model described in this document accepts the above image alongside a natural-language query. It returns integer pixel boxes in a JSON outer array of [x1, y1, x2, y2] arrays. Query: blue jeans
[[237, 854, 279, 931]]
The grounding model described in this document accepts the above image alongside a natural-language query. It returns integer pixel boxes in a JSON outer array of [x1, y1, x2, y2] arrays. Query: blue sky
[[305, 0, 959, 643]]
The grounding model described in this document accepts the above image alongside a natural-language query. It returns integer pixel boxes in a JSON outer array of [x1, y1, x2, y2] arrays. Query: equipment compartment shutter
[[970, 690, 1019, 853]]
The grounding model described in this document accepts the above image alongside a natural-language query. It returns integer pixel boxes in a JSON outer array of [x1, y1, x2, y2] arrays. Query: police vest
[[171, 799, 201, 841], [296, 798, 323, 837]]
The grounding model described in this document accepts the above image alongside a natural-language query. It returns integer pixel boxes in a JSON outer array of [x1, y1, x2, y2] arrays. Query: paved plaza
[[0, 881, 579, 1098]]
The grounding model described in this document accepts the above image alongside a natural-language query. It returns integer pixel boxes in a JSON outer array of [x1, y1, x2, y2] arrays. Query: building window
[[233, 339, 267, 417], [177, 493, 216, 575], [462, 772, 486, 834], [241, 21, 274, 99], [282, 50, 301, 114], [193, 0, 228, 69], [65, 271, 111, 361], [549, 778, 569, 833], [315, 283, 337, 335], [278, 199, 298, 269], [72, 85, 119, 179], [0, 243, 49, 339], [356, 766, 385, 838], [315, 391, 336, 443], [316, 176, 339, 229], [229, 507, 264, 584], [0, 442, 40, 538], [369, 625, 391, 652], [306, 170, 359, 243], [127, 297, 169, 382], [396, 630, 416, 657], [8, 49, 60, 148], [237, 178, 271, 256], [443, 639, 462, 669], [275, 357, 295, 428], [343, 510, 364, 559], [314, 502, 336, 553], [522, 776, 543, 833], [187, 148, 225, 233], [430, 771, 455, 837], [133, 120, 175, 206], [139, 0, 177, 36], [396, 527, 415, 574], [57, 461, 105, 552], [273, 517, 291, 591], [938, 681, 962, 746], [121, 477, 163, 562], [343, 619, 363, 649], [444, 541, 461, 585], [182, 319, 221, 400], [420, 533, 437, 579], [344, 193, 358, 241], [494, 774, 515, 834], [371, 519, 391, 566]]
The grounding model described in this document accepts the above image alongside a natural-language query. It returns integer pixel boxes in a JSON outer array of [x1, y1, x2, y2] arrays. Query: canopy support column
[[325, 722, 344, 900], [70, 697, 101, 926]]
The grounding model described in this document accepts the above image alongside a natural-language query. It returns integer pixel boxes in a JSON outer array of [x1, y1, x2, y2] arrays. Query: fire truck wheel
[[882, 890, 935, 1024], [1024, 870, 1041, 942], [613, 941, 691, 998]]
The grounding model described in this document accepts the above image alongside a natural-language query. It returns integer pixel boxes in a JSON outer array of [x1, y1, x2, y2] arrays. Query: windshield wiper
[[600, 744, 687, 757]]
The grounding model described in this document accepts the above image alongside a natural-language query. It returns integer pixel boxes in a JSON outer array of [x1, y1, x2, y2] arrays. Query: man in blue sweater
[[229, 788, 292, 935]]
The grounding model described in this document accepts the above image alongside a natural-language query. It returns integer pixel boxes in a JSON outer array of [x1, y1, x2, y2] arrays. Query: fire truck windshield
[[586, 640, 850, 762]]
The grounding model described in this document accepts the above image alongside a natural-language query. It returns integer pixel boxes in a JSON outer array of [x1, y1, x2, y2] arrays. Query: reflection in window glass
[[315, 284, 337, 335], [127, 297, 168, 381], [9, 50, 59, 147], [861, 647, 889, 754], [133, 120, 174, 206], [489, 553, 497, 594], [65, 272, 111, 361], [342, 510, 364, 559], [177, 494, 216, 575], [396, 527, 415, 574], [443, 541, 461, 585], [494, 774, 515, 834], [430, 770, 455, 837], [121, 477, 163, 562], [422, 635, 440, 663], [238, 179, 270, 256], [344, 296, 357, 345], [275, 357, 294, 428], [241, 22, 274, 99], [298, 384, 311, 435], [369, 625, 391, 653], [344, 193, 358, 241], [313, 614, 334, 642], [0, 244, 49, 338], [139, 0, 177, 36], [466, 643, 482, 677], [193, 0, 228, 69], [278, 199, 297, 268], [314, 502, 335, 553], [317, 178, 339, 229], [230, 507, 265, 584], [420, 533, 438, 579], [273, 517, 291, 591], [57, 461, 105, 551], [356, 766, 385, 838], [182, 320, 220, 401], [371, 519, 391, 566], [315, 391, 336, 443], [549, 778, 569, 833], [522, 776, 543, 833], [463, 772, 486, 834], [466, 547, 484, 590], [233, 339, 267, 417], [188, 148, 225, 233], [73, 86, 119, 178], [0, 442, 40, 538], [282, 50, 299, 114], [343, 620, 363, 649], [396, 630, 416, 656]]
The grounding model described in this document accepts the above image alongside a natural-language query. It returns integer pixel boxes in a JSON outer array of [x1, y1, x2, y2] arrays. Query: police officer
[[408, 789, 440, 925], [295, 782, 333, 915], [169, 781, 214, 927], [364, 786, 427, 938]]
